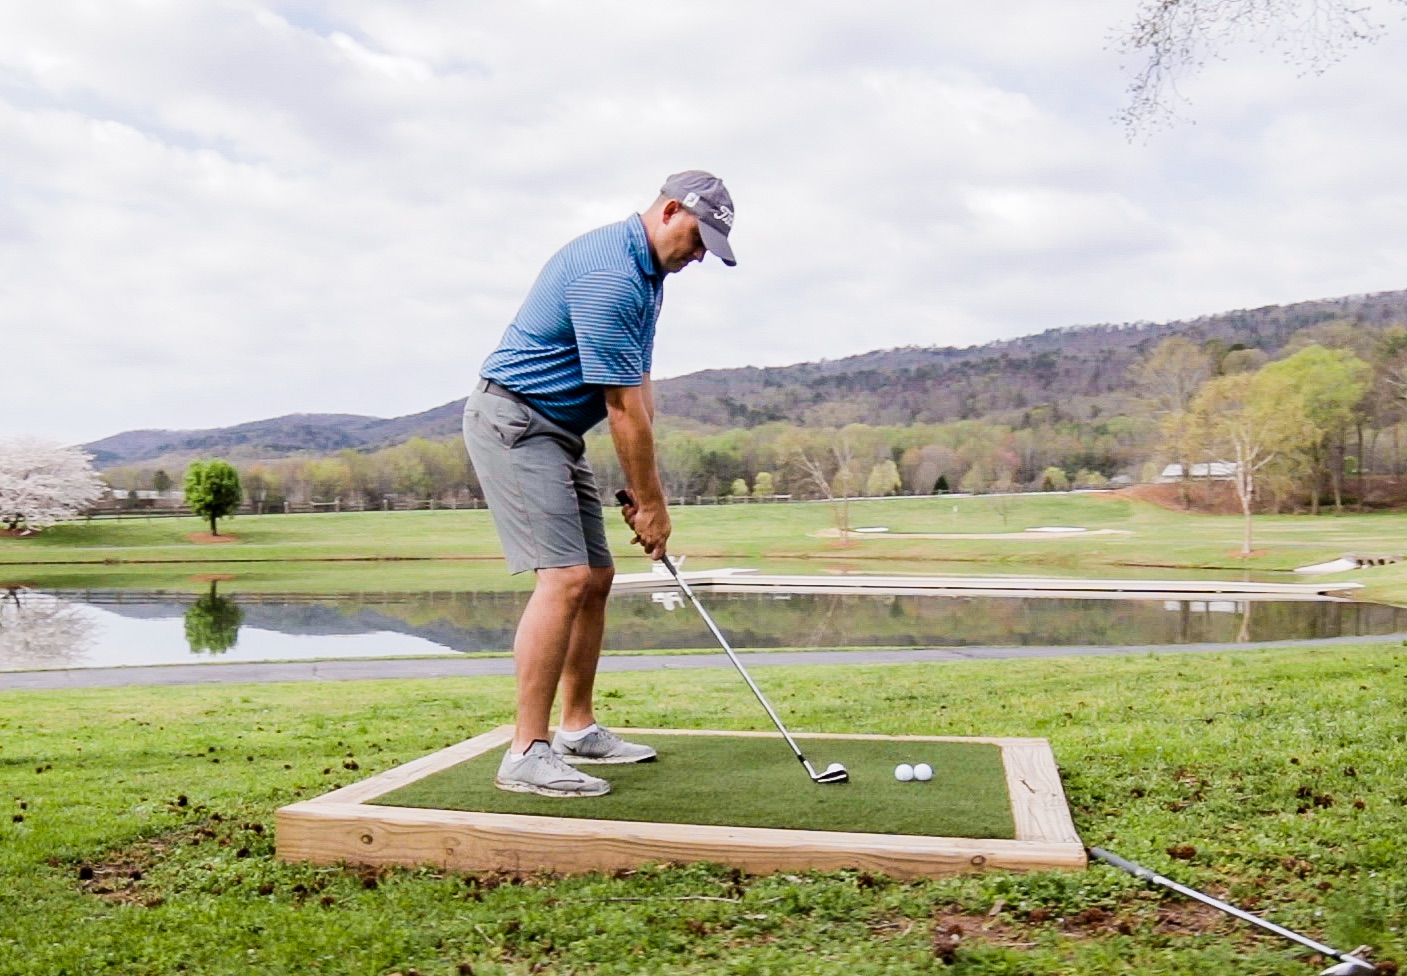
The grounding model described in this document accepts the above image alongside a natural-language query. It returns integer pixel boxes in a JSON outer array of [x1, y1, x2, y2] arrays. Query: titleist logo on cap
[[661, 170, 737, 266]]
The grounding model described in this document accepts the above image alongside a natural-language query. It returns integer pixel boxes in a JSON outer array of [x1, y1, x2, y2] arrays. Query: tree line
[[89, 318, 1407, 518], [1148, 320, 1407, 550], [101, 416, 1150, 510]]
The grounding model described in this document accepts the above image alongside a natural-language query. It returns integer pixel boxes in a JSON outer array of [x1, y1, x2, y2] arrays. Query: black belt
[[478, 378, 528, 404]]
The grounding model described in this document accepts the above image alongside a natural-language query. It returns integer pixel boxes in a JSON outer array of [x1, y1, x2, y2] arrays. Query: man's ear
[[660, 198, 682, 222]]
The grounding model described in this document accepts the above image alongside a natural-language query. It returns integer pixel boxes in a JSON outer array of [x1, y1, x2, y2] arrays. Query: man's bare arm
[[605, 383, 669, 557], [641, 373, 655, 423]]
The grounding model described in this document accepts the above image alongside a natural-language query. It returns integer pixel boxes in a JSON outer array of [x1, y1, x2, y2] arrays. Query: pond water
[[3, 585, 1405, 673]]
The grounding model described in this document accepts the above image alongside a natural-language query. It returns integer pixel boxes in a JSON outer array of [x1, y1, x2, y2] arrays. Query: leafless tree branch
[[1114, 0, 1400, 136]]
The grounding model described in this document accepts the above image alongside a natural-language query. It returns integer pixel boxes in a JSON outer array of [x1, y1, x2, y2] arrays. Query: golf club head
[[1321, 958, 1375, 976], [812, 762, 849, 784]]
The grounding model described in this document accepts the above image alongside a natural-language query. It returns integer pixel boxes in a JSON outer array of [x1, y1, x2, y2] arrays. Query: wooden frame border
[[276, 728, 1086, 880]]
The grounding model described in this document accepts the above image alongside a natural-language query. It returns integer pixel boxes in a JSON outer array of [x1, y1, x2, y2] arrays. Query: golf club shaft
[[658, 553, 812, 768], [1088, 848, 1365, 965]]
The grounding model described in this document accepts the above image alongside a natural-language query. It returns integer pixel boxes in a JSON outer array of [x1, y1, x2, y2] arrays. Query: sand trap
[[1294, 558, 1359, 574], [1027, 526, 1087, 533]]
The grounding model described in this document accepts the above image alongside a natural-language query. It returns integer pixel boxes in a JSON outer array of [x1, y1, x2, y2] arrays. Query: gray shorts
[[462, 386, 613, 575]]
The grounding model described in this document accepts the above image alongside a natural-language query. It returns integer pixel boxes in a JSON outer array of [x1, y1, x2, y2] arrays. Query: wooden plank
[[275, 728, 1087, 879], [306, 725, 512, 806], [1000, 739, 1082, 845], [276, 801, 1087, 880], [706, 585, 1342, 602], [610, 570, 1359, 598]]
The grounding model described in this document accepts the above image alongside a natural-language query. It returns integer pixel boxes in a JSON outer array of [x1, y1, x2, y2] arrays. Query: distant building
[[98, 488, 186, 509], [1157, 462, 1238, 483], [107, 489, 185, 501]]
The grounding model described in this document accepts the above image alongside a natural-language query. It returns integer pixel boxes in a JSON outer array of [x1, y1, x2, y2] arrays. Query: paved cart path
[[4, 633, 1404, 690]]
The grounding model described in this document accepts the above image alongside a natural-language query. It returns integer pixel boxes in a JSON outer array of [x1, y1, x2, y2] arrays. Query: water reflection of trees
[[612, 593, 1407, 649], [60, 588, 1407, 657], [184, 582, 244, 654], [313, 591, 1407, 651], [0, 587, 97, 669]]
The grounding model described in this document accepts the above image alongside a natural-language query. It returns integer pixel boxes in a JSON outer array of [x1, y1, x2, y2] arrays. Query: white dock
[[610, 568, 1362, 601]]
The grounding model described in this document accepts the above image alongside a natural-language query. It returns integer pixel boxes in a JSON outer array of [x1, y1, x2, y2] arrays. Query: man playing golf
[[463, 171, 737, 797]]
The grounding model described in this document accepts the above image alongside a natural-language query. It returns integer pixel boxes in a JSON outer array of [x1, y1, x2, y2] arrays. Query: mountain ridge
[[87, 288, 1407, 468]]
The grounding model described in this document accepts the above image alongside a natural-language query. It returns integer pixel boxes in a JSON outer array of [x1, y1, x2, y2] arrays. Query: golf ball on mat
[[894, 763, 915, 782], [913, 763, 933, 781]]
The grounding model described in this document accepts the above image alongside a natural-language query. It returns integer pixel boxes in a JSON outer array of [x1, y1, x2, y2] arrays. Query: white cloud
[[1, 0, 1405, 443]]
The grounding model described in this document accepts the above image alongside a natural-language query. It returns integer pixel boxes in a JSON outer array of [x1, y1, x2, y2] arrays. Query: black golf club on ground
[[616, 489, 848, 785], [1089, 848, 1375, 975]]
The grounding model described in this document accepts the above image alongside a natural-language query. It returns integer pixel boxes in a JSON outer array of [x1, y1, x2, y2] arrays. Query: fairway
[[373, 733, 1016, 839], [6, 494, 1407, 607]]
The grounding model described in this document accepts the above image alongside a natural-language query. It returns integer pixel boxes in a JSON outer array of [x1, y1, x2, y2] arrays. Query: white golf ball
[[894, 763, 915, 782], [913, 763, 934, 781], [825, 763, 844, 773]]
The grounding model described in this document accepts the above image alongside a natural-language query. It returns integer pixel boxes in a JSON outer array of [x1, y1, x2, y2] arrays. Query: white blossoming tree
[[0, 587, 97, 668], [0, 438, 107, 533]]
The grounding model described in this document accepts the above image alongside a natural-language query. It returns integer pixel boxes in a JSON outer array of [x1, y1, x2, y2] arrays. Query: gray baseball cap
[[661, 170, 736, 266]]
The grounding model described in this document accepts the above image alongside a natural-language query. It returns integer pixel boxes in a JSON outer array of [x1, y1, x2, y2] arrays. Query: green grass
[[375, 735, 1014, 839], [4, 645, 1406, 974], [2, 495, 1401, 601]]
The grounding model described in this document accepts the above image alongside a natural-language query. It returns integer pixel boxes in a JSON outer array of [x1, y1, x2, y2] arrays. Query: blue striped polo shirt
[[480, 214, 663, 435]]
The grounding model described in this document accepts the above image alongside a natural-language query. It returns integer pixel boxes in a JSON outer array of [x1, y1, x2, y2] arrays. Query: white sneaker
[[494, 740, 611, 797], [552, 726, 658, 765]]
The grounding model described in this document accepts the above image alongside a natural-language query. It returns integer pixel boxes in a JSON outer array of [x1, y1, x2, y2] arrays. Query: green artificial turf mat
[[373, 735, 1016, 839]]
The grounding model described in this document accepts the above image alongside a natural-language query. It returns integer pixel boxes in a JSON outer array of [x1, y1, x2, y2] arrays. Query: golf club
[[616, 489, 848, 785], [1088, 848, 1375, 975]]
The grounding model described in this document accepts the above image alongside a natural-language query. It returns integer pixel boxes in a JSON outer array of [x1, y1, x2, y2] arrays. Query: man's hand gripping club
[[615, 488, 669, 559]]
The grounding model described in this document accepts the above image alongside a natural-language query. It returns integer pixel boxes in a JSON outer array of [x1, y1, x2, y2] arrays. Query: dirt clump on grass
[[186, 532, 239, 544], [71, 812, 270, 907], [931, 906, 1038, 961], [930, 896, 1238, 963], [71, 826, 212, 907], [75, 857, 163, 908]]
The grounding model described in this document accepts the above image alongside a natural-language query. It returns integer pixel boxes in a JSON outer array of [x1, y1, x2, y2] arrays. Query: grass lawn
[[0, 494, 1400, 601], [3, 645, 1405, 974]]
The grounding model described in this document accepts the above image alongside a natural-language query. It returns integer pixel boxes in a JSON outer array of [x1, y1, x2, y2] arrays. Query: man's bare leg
[[558, 565, 615, 731], [511, 565, 592, 753]]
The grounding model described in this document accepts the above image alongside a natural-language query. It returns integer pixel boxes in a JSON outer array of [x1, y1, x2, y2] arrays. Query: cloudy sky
[[5, 1, 1406, 445]]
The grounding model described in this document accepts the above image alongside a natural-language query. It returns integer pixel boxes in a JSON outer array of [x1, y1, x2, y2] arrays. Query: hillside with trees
[[85, 402, 464, 469], [87, 289, 1407, 514], [655, 289, 1407, 428]]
